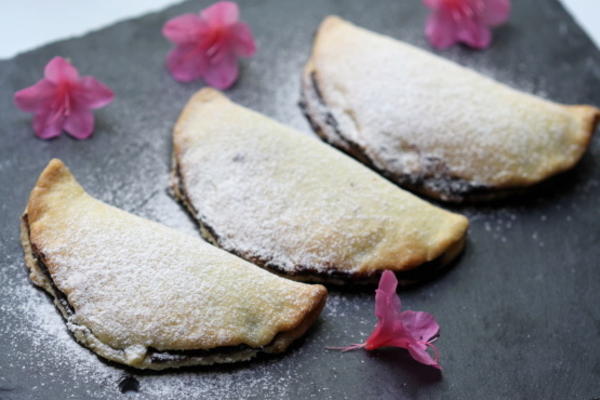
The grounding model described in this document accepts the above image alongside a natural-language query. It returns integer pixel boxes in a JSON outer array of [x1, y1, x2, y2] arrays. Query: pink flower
[[14, 57, 114, 140], [423, 0, 511, 49], [330, 271, 442, 369], [162, 1, 256, 89]]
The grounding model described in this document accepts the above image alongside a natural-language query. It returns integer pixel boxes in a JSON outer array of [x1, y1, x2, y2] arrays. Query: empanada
[[171, 89, 468, 284], [301, 16, 599, 202], [21, 159, 327, 370]]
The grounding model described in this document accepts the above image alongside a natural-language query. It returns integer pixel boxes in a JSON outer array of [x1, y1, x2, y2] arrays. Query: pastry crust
[[21, 159, 327, 370], [301, 16, 600, 202], [171, 89, 469, 284]]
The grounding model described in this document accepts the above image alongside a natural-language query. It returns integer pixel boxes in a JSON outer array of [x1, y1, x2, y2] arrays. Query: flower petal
[[362, 271, 405, 350], [365, 319, 417, 350], [72, 77, 114, 109], [162, 13, 206, 44], [166, 45, 208, 82], [425, 11, 459, 49], [33, 108, 65, 139], [44, 56, 79, 84], [482, 0, 511, 26], [374, 270, 401, 321], [457, 18, 492, 49], [63, 108, 94, 140], [400, 310, 440, 342], [14, 79, 56, 113], [231, 22, 256, 57], [201, 1, 239, 27], [408, 343, 441, 369], [203, 54, 239, 89]]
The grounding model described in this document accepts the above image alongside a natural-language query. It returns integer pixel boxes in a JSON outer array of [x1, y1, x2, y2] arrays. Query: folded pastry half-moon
[[301, 16, 600, 202], [21, 159, 327, 370], [171, 89, 469, 285]]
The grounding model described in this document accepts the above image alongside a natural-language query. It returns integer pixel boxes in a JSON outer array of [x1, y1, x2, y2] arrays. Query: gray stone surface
[[0, 0, 598, 398]]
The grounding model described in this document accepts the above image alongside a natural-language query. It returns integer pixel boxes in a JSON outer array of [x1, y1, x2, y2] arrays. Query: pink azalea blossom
[[330, 271, 442, 369], [423, 0, 511, 49], [14, 57, 114, 140], [162, 1, 256, 89]]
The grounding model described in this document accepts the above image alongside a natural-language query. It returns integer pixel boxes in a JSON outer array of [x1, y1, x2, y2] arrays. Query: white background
[[0, 0, 597, 59]]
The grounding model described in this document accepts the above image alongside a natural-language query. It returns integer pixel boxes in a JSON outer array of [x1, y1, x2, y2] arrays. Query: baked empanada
[[301, 16, 599, 202], [21, 159, 327, 370], [171, 89, 468, 284]]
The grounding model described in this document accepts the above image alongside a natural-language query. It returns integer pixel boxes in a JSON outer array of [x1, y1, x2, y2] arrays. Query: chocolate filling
[[30, 243, 75, 317], [22, 215, 268, 364], [172, 163, 220, 246], [299, 71, 521, 203], [171, 162, 461, 285], [148, 344, 251, 364]]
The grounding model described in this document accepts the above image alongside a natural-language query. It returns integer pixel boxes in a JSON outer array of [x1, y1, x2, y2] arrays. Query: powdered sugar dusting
[[35, 199, 318, 350], [0, 257, 283, 399], [0, 254, 122, 398], [175, 92, 467, 276], [25, 161, 324, 367], [0, 252, 352, 399], [311, 18, 591, 188]]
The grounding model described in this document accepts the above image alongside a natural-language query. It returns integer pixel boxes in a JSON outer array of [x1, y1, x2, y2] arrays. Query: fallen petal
[[364, 272, 408, 350], [364, 322, 412, 350], [33, 109, 65, 139], [167, 45, 208, 82], [408, 344, 441, 369], [203, 54, 239, 89], [374, 271, 401, 321], [457, 18, 492, 49], [73, 77, 115, 109], [14, 80, 56, 113], [201, 1, 239, 27], [162, 13, 206, 44], [44, 57, 79, 84], [399, 310, 440, 342], [64, 108, 94, 140], [425, 11, 459, 49]]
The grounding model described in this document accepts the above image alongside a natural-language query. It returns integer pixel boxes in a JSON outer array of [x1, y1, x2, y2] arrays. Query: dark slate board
[[1, 0, 599, 399]]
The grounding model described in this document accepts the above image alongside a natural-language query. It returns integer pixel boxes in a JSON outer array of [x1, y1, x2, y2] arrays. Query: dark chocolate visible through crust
[[171, 157, 464, 286], [21, 214, 264, 365], [148, 345, 250, 364], [299, 70, 525, 203], [30, 242, 75, 318]]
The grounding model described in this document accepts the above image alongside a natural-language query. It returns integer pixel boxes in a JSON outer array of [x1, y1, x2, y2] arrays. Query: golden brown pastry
[[21, 159, 327, 370], [171, 89, 469, 284], [301, 16, 599, 202]]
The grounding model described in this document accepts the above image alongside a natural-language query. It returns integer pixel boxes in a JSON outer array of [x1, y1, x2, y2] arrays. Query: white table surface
[[0, 0, 597, 60]]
